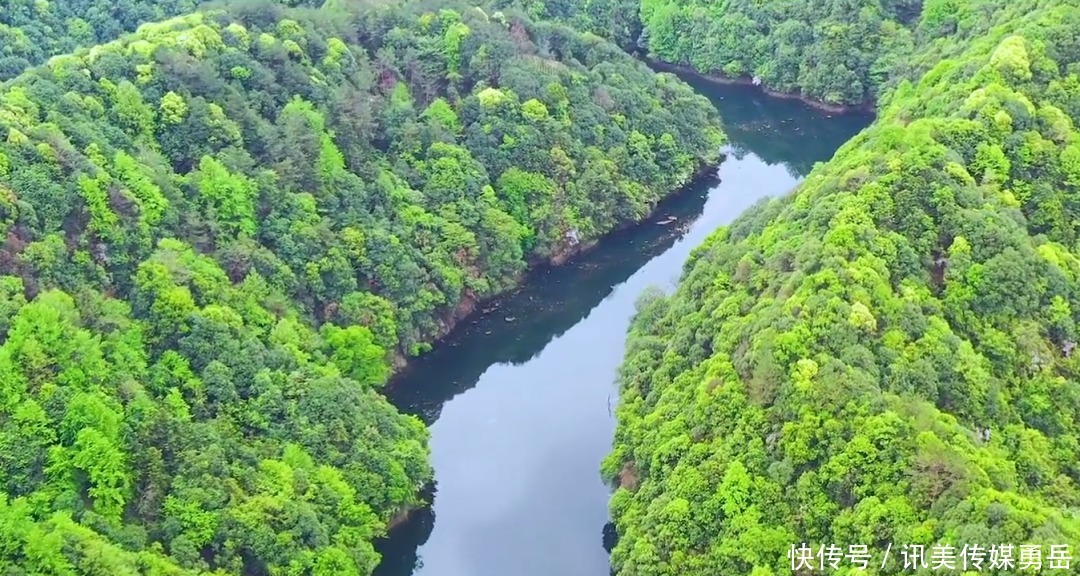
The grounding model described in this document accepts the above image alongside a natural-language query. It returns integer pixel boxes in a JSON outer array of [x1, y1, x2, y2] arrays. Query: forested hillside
[[2, 0, 205, 79], [0, 0, 724, 573], [634, 0, 919, 107], [496, 0, 923, 107], [604, 1, 1080, 574], [488, 0, 644, 51], [0, 0, 331, 80]]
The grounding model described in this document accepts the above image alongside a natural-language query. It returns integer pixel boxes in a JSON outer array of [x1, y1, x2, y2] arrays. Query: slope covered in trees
[[494, 0, 925, 107], [0, 1, 724, 574], [0, 0, 209, 80], [488, 0, 644, 52], [604, 0, 1080, 574], [632, 0, 921, 107], [0, 0, 329, 80]]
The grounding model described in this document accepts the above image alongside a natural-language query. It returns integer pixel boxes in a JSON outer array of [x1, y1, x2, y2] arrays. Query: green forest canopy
[[629, 0, 923, 107], [7, 0, 1080, 574], [0, 0, 201, 80], [0, 0, 725, 574], [499, 0, 1041, 108], [0, 0, 332, 80], [604, 0, 1080, 574]]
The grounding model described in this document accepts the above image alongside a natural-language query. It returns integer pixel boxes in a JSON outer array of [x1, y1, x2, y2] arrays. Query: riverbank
[[388, 156, 724, 373], [371, 80, 873, 576], [379, 157, 722, 536], [645, 59, 876, 115], [386, 481, 437, 531]]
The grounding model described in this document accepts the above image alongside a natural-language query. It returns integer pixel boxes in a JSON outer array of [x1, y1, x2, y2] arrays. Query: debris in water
[[505, 317, 515, 322]]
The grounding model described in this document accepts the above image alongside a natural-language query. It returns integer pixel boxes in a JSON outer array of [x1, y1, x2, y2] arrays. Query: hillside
[[0, 1, 725, 574], [603, 1, 1080, 574], [633, 0, 920, 108], [0, 0, 329, 80], [493, 0, 922, 108]]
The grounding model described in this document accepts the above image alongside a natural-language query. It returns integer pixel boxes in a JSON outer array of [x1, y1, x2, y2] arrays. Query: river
[[374, 75, 872, 576]]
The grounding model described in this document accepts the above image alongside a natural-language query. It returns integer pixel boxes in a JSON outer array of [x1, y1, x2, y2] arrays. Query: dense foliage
[[0, 0, 201, 80], [604, 1, 1080, 574], [0, 0, 330, 81], [488, 0, 644, 51], [0, 0, 724, 574], [634, 0, 922, 107], [497, 0, 926, 107]]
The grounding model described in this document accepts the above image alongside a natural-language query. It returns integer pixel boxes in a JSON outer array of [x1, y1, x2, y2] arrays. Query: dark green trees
[[0, 1, 725, 573], [605, 1, 1080, 575], [490, 0, 920, 107], [0, 272, 427, 575], [635, 0, 919, 107], [0, 0, 328, 80]]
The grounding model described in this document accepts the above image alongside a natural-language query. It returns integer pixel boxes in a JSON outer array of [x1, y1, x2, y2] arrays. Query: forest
[[7, 0, 1080, 574], [603, 0, 1080, 574], [498, 0, 984, 108], [1, 0, 198, 79], [0, 0, 725, 573], [630, 0, 922, 108]]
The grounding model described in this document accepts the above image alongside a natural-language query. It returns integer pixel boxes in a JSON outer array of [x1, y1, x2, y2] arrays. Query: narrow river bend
[[375, 76, 872, 576]]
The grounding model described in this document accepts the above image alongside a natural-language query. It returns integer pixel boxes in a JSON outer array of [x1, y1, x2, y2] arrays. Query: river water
[[375, 75, 872, 576]]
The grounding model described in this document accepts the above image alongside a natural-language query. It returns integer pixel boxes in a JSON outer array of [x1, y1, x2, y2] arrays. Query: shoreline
[[378, 159, 721, 536], [384, 480, 437, 532], [378, 158, 722, 536], [386, 157, 723, 379], [645, 58, 876, 115]]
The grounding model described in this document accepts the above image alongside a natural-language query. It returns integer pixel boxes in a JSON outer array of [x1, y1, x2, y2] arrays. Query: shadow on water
[[382, 170, 720, 426], [374, 485, 437, 576], [373, 74, 872, 576], [373, 172, 718, 575], [669, 72, 873, 178], [380, 72, 875, 424]]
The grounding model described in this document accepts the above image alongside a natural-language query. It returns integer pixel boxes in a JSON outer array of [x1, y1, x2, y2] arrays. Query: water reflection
[[374, 77, 872, 576], [668, 70, 871, 178], [383, 172, 719, 426]]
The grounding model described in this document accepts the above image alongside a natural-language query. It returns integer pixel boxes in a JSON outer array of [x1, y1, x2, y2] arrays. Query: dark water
[[375, 76, 872, 576]]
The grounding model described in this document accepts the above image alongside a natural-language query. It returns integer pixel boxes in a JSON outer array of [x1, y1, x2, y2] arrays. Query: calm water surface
[[375, 77, 872, 576]]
